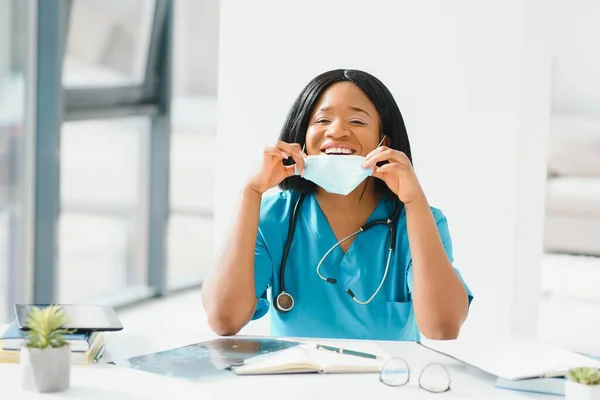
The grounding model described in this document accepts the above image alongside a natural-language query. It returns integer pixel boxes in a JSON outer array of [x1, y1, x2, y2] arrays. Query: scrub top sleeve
[[406, 211, 474, 305], [252, 227, 274, 320]]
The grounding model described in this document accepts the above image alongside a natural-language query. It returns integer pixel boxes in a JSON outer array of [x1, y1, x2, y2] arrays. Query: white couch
[[544, 115, 600, 256]]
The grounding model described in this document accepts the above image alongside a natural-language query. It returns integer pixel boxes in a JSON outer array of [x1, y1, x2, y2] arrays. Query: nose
[[324, 119, 350, 139]]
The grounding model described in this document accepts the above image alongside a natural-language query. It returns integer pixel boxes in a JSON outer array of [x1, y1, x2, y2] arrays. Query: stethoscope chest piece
[[275, 291, 294, 312], [274, 193, 402, 312]]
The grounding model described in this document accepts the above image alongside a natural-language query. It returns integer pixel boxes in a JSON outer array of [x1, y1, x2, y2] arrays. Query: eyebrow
[[317, 106, 371, 117]]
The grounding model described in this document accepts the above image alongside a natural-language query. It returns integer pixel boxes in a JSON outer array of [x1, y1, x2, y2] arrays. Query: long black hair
[[278, 69, 412, 197]]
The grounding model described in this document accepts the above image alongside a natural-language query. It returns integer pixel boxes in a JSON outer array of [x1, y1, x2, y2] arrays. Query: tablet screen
[[14, 304, 123, 331]]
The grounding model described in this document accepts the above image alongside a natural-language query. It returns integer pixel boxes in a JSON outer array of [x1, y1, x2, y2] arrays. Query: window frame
[[32, 0, 174, 305]]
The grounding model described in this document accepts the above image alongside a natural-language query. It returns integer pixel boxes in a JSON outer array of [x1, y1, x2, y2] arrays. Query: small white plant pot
[[21, 345, 71, 393], [566, 380, 600, 400]]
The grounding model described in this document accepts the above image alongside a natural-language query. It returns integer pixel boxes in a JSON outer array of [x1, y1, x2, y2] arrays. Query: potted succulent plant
[[20, 305, 73, 393], [566, 367, 600, 400]]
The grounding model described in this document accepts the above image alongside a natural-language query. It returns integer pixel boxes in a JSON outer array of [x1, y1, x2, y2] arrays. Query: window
[[63, 0, 156, 87], [17, 0, 215, 310], [167, 0, 219, 287], [58, 117, 149, 303], [0, 0, 33, 323]]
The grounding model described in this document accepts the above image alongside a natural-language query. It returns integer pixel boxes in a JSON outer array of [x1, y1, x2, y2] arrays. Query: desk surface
[[0, 325, 555, 399]]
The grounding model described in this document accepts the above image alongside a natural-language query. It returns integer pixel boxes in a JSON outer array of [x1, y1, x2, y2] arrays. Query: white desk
[[0, 325, 556, 399]]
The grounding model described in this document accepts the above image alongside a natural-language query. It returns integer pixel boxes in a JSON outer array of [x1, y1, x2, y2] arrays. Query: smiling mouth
[[321, 148, 356, 155]]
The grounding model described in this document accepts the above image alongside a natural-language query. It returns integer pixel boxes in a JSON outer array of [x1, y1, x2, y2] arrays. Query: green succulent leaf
[[23, 305, 75, 349], [567, 367, 600, 385]]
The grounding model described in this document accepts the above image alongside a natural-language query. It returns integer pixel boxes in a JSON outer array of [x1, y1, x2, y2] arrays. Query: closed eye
[[350, 120, 366, 125], [315, 118, 330, 124]]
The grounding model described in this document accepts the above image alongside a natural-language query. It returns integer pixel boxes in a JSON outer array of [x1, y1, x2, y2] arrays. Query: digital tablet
[[14, 304, 124, 332]]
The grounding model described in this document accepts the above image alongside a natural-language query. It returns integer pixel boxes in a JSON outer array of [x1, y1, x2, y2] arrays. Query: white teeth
[[324, 147, 353, 154]]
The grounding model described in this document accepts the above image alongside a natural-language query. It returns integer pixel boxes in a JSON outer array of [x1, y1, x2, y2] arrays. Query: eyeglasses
[[380, 357, 451, 393]]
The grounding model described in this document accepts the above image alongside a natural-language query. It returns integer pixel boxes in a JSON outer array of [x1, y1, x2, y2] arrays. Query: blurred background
[[0, 0, 217, 318], [1, 0, 600, 355]]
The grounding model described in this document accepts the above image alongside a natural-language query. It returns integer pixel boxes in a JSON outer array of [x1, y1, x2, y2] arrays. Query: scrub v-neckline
[[310, 194, 385, 259]]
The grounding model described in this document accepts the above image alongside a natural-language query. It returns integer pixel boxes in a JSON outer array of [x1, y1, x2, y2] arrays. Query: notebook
[[1, 320, 98, 352], [0, 334, 105, 364], [419, 336, 600, 381], [231, 341, 388, 375]]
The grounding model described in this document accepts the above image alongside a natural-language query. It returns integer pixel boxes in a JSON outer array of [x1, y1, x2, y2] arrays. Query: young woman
[[202, 69, 473, 341]]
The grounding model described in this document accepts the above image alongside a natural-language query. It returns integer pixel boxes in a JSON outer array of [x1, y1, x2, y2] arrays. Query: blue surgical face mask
[[296, 155, 373, 195]]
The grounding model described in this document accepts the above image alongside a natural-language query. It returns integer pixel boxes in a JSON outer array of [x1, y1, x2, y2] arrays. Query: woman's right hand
[[247, 141, 306, 195]]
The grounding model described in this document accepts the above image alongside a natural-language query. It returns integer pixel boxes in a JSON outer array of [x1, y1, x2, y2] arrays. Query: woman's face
[[305, 81, 383, 157]]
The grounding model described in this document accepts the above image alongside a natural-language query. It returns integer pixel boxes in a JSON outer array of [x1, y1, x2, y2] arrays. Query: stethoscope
[[274, 193, 403, 313]]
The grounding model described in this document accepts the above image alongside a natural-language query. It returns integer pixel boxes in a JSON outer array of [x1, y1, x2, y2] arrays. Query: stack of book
[[0, 320, 105, 364]]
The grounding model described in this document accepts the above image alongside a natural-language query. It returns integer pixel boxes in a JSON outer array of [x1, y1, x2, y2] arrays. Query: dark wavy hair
[[278, 69, 412, 197]]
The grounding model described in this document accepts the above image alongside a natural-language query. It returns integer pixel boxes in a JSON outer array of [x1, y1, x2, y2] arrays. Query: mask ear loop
[[296, 143, 306, 177], [358, 136, 386, 201]]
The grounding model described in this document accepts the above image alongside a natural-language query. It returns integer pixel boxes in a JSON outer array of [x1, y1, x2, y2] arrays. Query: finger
[[277, 141, 308, 159], [276, 141, 303, 157], [289, 142, 307, 157], [298, 144, 308, 158], [375, 163, 402, 174], [295, 154, 305, 174], [363, 149, 405, 168], [265, 146, 305, 174], [263, 147, 287, 161], [286, 143, 307, 171], [364, 145, 388, 161], [283, 164, 299, 178], [277, 141, 305, 173], [365, 147, 409, 163], [372, 163, 402, 179]]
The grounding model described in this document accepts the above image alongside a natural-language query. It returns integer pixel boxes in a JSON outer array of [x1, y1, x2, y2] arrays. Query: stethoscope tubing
[[275, 193, 402, 312]]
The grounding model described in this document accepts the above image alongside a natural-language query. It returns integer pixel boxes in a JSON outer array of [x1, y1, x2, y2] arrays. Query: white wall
[[215, 0, 553, 339], [552, 0, 600, 117]]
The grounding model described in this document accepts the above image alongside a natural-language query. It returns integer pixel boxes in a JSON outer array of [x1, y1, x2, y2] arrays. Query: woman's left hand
[[363, 147, 425, 204]]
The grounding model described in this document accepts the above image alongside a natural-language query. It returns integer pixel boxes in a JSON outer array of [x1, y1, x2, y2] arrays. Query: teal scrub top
[[251, 190, 473, 341]]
